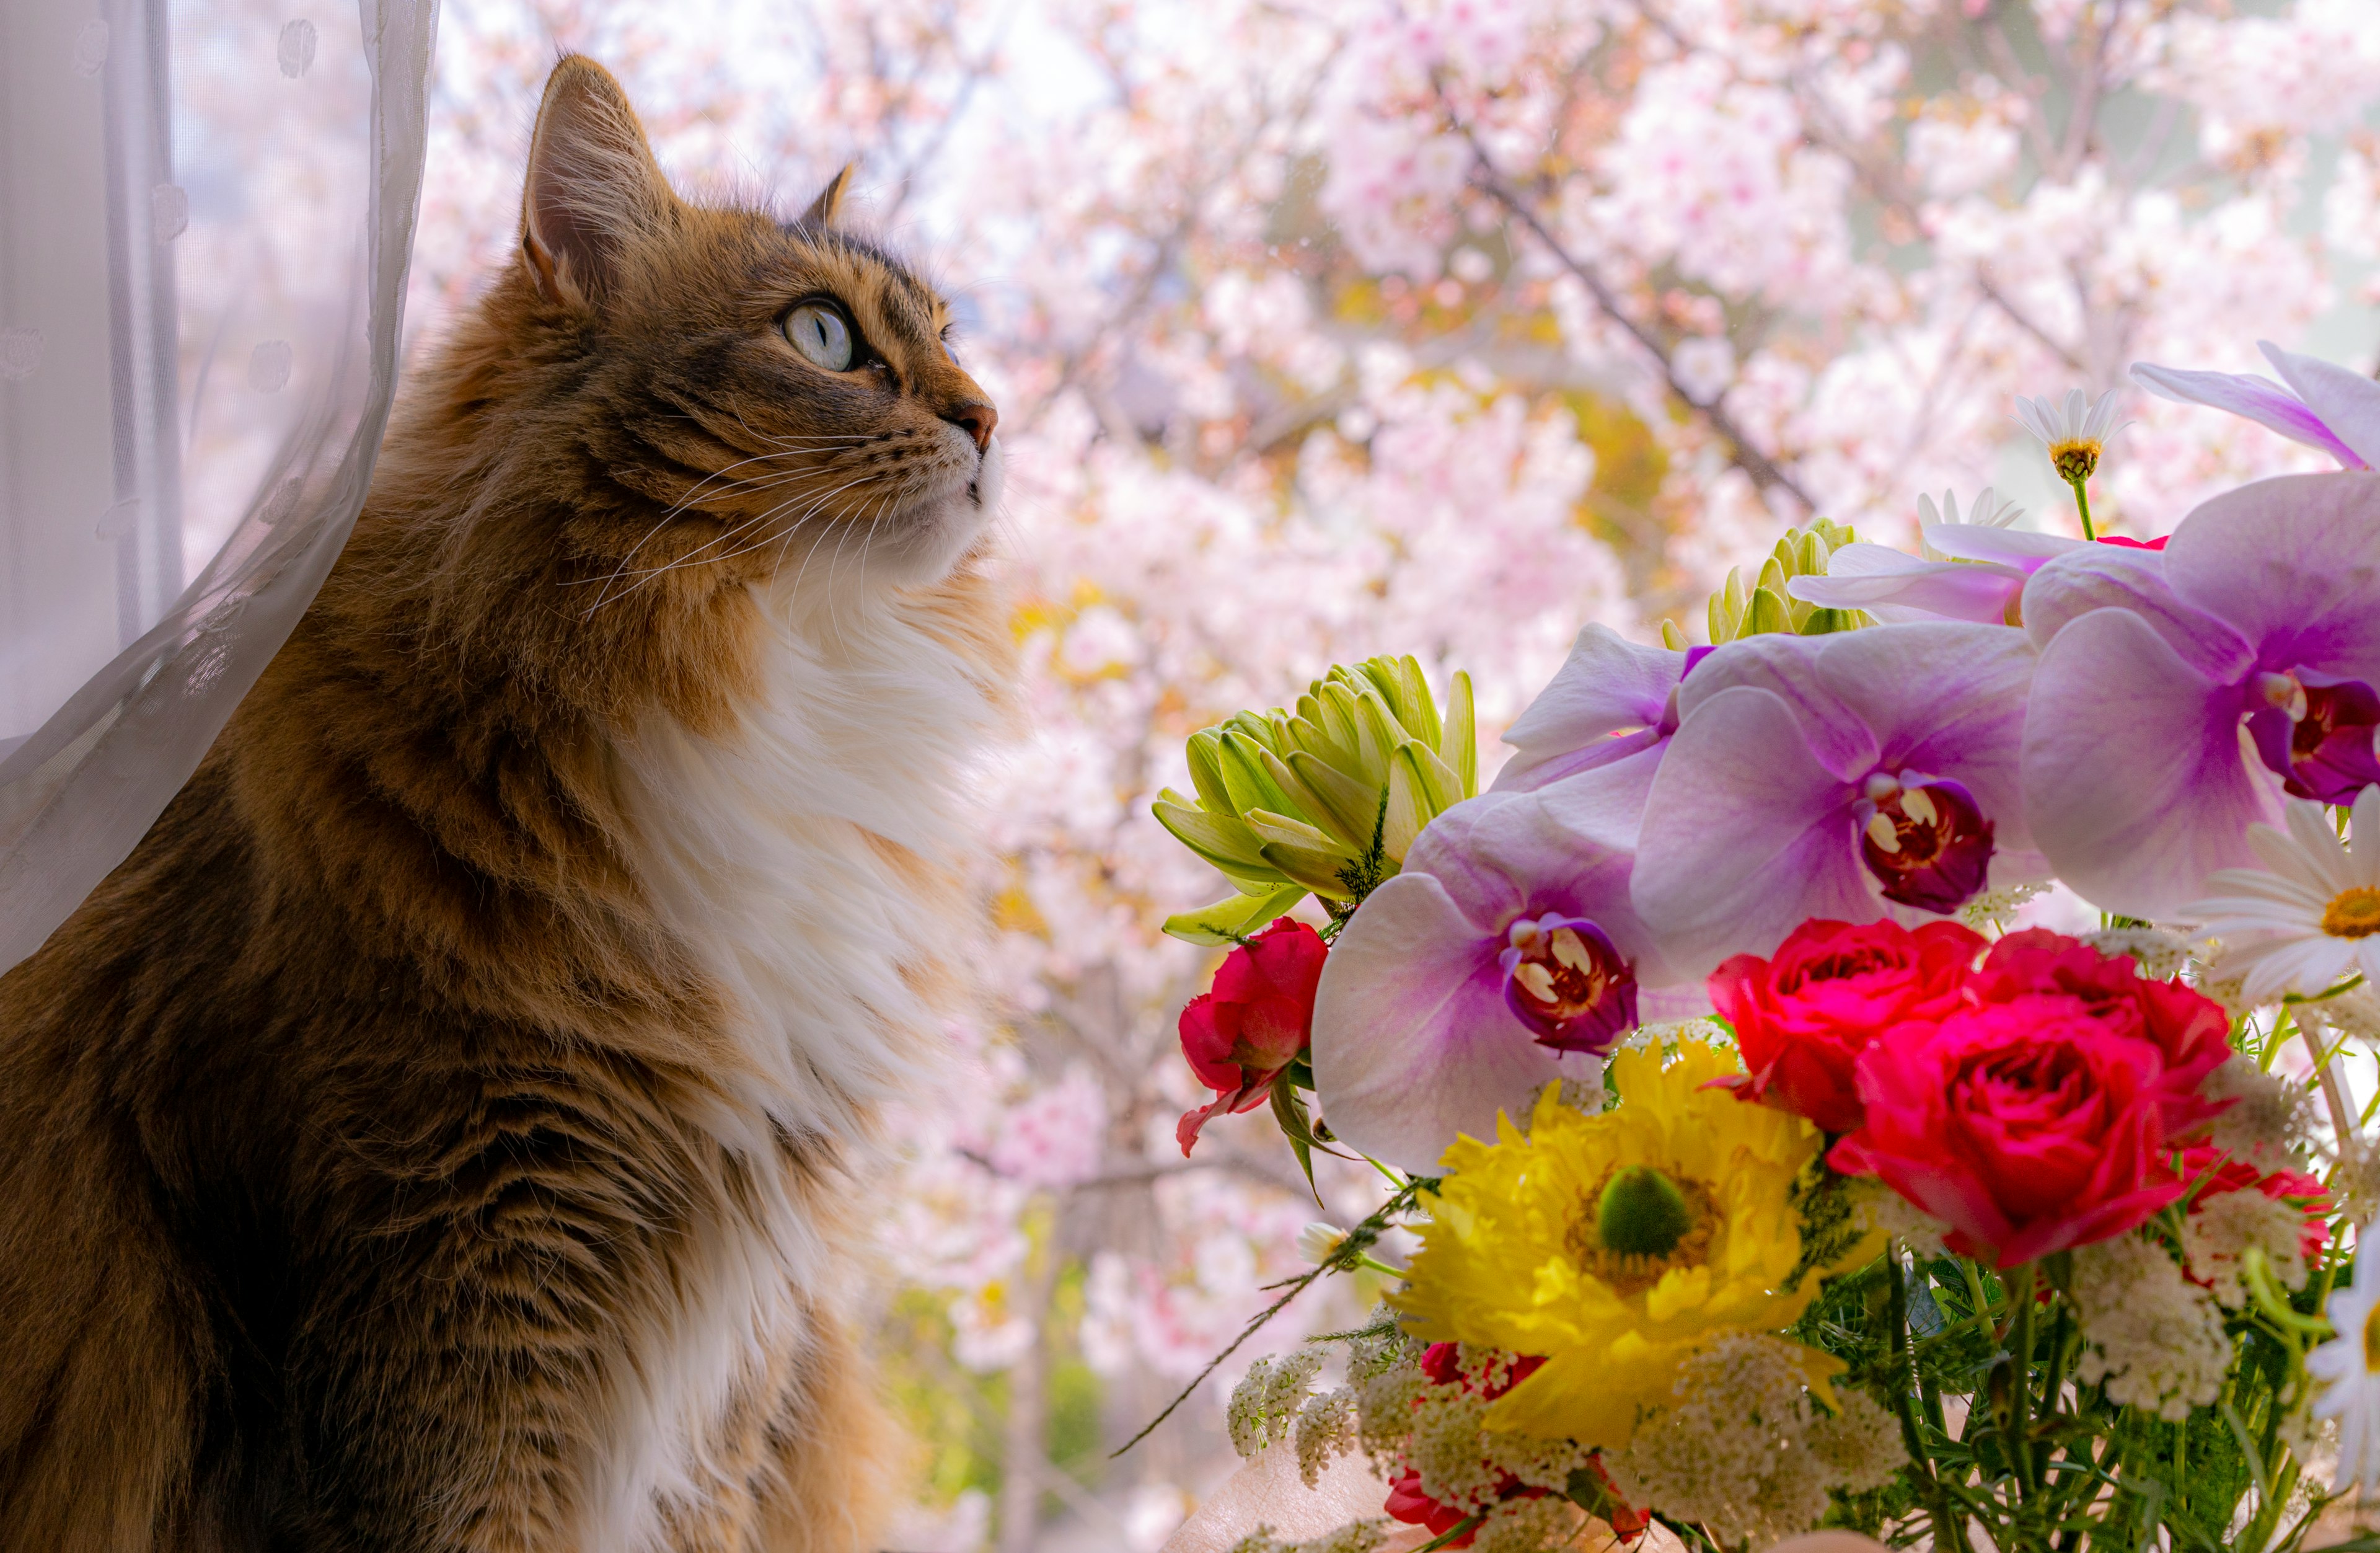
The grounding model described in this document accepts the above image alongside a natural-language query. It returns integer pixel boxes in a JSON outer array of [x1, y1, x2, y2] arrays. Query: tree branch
[[1463, 153, 1819, 515]]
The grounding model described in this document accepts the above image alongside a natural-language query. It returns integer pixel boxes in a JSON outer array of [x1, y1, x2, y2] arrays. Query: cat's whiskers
[[583, 473, 884, 616], [588, 452, 881, 608]]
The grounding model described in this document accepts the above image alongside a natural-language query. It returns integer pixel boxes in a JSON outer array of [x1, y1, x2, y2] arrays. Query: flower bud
[[1296, 1221, 1349, 1265], [1155, 655, 1478, 936], [1698, 518, 1873, 644]]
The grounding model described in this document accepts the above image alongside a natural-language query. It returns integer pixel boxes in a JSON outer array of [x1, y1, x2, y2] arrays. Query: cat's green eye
[[783, 302, 854, 371]]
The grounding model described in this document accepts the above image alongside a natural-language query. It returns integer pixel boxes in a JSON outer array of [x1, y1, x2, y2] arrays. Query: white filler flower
[[2309, 1229, 2380, 1493], [2185, 788, 2380, 1004]]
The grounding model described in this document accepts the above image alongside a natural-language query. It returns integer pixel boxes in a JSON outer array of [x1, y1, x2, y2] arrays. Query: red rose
[[1831, 933, 2234, 1267], [1968, 929, 2233, 1136], [1708, 918, 1986, 1133], [1382, 1346, 1645, 1546], [1175, 918, 1327, 1156]]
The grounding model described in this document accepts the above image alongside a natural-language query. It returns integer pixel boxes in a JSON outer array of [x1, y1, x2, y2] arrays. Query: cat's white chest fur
[[594, 577, 995, 1550]]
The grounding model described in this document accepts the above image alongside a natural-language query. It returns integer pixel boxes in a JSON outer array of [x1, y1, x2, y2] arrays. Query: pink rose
[[1175, 918, 1326, 1156], [1708, 918, 1985, 1134], [1831, 933, 2233, 1267]]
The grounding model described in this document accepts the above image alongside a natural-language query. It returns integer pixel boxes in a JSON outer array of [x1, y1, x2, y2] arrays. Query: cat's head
[[478, 55, 1002, 603]]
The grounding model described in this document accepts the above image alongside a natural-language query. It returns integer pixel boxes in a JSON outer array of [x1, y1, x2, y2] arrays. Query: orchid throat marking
[[1857, 770, 1995, 914], [1499, 912, 1637, 1055]]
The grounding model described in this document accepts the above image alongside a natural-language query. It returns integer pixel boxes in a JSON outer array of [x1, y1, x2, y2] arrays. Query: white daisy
[[1916, 485, 2024, 531], [2014, 386, 2123, 483], [2307, 1227, 2380, 1493], [1916, 487, 2025, 562], [1295, 1221, 1347, 1265], [2183, 785, 2380, 1005]]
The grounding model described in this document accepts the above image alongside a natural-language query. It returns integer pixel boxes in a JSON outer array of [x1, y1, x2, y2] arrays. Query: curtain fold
[[0, 0, 439, 974]]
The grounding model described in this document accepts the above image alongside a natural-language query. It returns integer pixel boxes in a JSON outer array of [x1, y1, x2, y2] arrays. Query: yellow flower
[[1391, 1041, 1875, 1446]]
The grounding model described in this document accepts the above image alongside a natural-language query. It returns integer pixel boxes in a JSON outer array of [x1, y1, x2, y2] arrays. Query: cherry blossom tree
[[401, 1, 2380, 1545]]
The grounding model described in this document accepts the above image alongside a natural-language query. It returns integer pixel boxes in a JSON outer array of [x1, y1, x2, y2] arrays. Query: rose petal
[[2164, 471, 2380, 681], [1310, 872, 1584, 1172], [2021, 606, 2280, 916], [2135, 360, 2365, 469], [2260, 342, 2380, 470], [1634, 686, 1881, 977]]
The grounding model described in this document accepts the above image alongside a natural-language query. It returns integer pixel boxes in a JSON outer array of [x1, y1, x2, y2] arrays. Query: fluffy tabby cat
[[0, 56, 1009, 1552]]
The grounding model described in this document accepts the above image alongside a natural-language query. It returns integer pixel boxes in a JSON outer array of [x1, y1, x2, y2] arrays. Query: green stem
[[1888, 1246, 1966, 1549], [2068, 475, 2096, 541], [2004, 1260, 2040, 1495], [1411, 1515, 1486, 1552]]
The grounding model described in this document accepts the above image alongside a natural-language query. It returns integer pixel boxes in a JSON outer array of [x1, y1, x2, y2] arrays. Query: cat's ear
[[519, 55, 676, 305], [798, 165, 855, 230]]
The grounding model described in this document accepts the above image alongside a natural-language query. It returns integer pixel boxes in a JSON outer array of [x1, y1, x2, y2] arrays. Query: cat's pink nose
[[946, 401, 998, 454]]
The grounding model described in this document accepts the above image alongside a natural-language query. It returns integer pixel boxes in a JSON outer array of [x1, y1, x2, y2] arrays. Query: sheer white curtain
[[0, 0, 437, 973]]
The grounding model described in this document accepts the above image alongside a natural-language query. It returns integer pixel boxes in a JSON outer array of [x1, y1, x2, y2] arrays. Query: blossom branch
[[1111, 1174, 1432, 1458], [1460, 150, 1820, 515]]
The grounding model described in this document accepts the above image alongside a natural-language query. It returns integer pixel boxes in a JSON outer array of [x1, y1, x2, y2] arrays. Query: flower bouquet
[[1139, 352, 2380, 1553]]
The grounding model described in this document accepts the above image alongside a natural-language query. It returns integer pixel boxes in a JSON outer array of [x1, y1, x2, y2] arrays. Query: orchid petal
[[1309, 872, 1584, 1172], [1807, 621, 2038, 855], [1788, 552, 2020, 625], [1673, 635, 1880, 779], [1406, 786, 1670, 981], [2133, 359, 2365, 469], [1922, 524, 2081, 569], [1500, 624, 1685, 779], [2262, 342, 2380, 470], [1633, 685, 1880, 976], [1535, 750, 1662, 854], [1491, 723, 1664, 795], [2021, 606, 2280, 916], [2164, 471, 2380, 681], [2021, 545, 2251, 682]]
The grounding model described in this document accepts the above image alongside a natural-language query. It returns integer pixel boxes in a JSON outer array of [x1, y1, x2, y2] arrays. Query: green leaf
[[1381, 750, 1432, 864], [1744, 585, 1794, 637], [1269, 1072, 1324, 1206], [1276, 747, 1381, 852], [1241, 808, 1351, 857], [1439, 670, 1476, 798], [1256, 839, 1362, 898], [1391, 654, 1442, 748], [1152, 797, 1274, 877], [1161, 883, 1308, 945], [1186, 728, 1234, 816], [1217, 730, 1297, 821], [1308, 688, 1368, 775], [1398, 739, 1462, 816], [1352, 687, 1404, 782]]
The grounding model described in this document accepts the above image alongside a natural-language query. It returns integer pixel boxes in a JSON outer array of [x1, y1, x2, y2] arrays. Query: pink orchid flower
[[2132, 341, 2380, 471], [2020, 470, 2380, 916], [1309, 777, 1670, 1172], [1631, 621, 2043, 978]]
